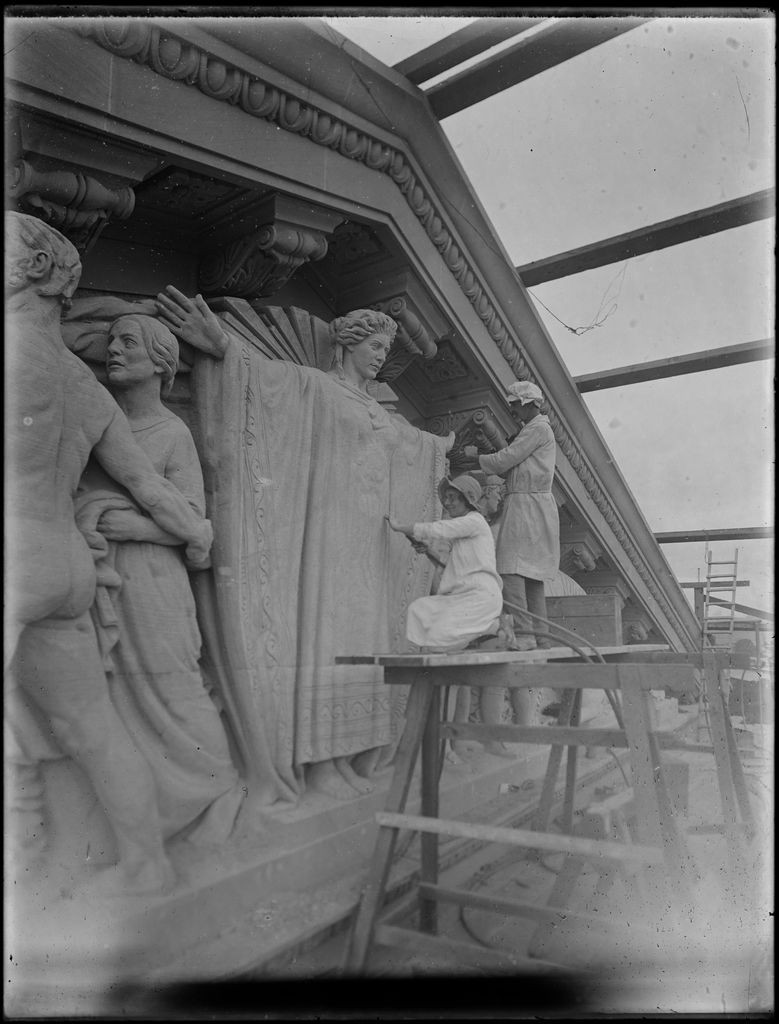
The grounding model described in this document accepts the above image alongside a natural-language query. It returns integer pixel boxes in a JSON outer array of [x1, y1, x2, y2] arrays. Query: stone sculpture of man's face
[[480, 478, 505, 519]]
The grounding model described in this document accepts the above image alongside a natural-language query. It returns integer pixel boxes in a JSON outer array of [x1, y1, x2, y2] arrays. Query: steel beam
[[574, 339, 774, 392], [517, 189, 776, 286], [426, 17, 647, 119], [394, 18, 539, 85], [655, 528, 773, 544]]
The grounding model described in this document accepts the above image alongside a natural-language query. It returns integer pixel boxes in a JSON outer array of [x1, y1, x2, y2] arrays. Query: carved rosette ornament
[[77, 18, 698, 648], [199, 223, 331, 299], [8, 159, 135, 255]]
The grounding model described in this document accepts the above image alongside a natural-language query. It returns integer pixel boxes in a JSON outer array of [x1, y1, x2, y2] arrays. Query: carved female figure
[[76, 314, 243, 841], [156, 290, 451, 802]]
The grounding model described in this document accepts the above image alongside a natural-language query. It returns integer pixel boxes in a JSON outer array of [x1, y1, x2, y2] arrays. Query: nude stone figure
[[5, 212, 213, 893]]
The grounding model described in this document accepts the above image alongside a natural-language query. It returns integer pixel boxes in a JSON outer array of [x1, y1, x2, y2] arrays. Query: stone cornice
[[74, 19, 698, 650]]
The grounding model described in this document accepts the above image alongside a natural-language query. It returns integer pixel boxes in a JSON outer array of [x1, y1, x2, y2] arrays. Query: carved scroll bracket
[[371, 295, 440, 384], [447, 405, 507, 474], [198, 194, 343, 299], [8, 159, 135, 255], [559, 528, 603, 578], [7, 110, 165, 255]]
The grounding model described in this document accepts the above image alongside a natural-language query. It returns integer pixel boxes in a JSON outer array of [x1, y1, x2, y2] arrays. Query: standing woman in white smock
[[468, 381, 560, 651], [387, 475, 503, 652]]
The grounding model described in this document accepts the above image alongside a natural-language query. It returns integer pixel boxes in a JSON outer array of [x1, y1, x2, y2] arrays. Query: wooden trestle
[[337, 645, 754, 974]]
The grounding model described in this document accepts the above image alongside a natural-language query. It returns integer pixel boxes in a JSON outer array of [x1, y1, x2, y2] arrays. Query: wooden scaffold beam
[[426, 17, 647, 119], [517, 189, 776, 286], [655, 527, 773, 543], [394, 18, 539, 85], [574, 338, 774, 392]]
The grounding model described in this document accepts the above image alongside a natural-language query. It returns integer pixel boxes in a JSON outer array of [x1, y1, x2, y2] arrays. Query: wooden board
[[335, 643, 669, 668], [547, 594, 623, 647]]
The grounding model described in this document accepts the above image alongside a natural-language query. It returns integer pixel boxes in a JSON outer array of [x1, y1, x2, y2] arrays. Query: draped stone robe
[[191, 304, 449, 799]]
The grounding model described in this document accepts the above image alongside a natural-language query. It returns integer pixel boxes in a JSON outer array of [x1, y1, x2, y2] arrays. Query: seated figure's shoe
[[466, 633, 501, 650], [465, 618, 502, 651]]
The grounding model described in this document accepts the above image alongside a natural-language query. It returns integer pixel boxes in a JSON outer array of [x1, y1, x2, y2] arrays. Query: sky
[[323, 13, 775, 622]]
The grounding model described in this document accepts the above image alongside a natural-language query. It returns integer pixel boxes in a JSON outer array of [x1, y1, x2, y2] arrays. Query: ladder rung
[[374, 924, 568, 973], [375, 813, 664, 864], [704, 584, 741, 590], [707, 574, 738, 579], [708, 559, 738, 565]]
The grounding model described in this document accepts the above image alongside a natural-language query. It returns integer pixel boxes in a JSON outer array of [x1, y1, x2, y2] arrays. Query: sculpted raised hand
[[156, 285, 228, 358]]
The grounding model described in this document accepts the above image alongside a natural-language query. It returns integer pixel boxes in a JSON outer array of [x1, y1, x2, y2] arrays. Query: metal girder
[[394, 18, 540, 85], [655, 528, 773, 543], [574, 338, 775, 392], [517, 189, 776, 286], [425, 17, 647, 119]]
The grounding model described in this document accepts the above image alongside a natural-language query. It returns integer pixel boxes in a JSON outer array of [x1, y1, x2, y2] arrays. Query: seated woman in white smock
[[388, 475, 503, 651]]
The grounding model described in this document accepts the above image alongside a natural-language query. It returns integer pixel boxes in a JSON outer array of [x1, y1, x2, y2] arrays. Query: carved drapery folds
[[198, 195, 342, 299]]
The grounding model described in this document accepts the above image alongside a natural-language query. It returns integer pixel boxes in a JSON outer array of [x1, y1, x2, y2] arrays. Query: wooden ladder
[[340, 646, 754, 975], [699, 548, 739, 740]]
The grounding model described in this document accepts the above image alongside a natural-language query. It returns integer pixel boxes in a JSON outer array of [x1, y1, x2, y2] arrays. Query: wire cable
[[501, 599, 626, 730]]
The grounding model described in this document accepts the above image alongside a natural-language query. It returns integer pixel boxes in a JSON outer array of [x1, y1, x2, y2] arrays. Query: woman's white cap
[[506, 380, 543, 406]]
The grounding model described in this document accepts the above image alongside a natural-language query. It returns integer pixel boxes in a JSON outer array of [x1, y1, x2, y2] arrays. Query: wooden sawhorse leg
[[344, 673, 435, 972], [531, 687, 580, 834], [702, 654, 755, 865]]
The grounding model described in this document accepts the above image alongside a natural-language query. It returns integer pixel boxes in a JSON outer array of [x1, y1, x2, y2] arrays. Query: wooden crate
[[545, 593, 623, 647]]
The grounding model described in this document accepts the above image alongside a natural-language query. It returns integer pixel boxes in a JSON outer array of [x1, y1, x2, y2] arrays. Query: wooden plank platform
[[335, 643, 670, 668]]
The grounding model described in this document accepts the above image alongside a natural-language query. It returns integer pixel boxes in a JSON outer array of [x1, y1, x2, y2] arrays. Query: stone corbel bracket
[[559, 529, 603, 578], [621, 599, 655, 644], [448, 406, 506, 474], [581, 571, 633, 609], [198, 194, 343, 299], [373, 296, 438, 383], [8, 159, 135, 255]]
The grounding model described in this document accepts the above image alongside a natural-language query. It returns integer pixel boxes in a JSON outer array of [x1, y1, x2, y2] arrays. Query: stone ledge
[[7, 695, 697, 1013]]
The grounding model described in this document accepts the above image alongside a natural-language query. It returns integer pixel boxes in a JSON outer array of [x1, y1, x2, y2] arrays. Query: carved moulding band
[[76, 20, 695, 647]]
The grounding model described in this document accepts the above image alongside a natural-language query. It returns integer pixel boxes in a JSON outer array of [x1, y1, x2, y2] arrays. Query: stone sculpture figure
[[5, 212, 212, 894], [74, 312, 244, 844], [156, 289, 452, 802]]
